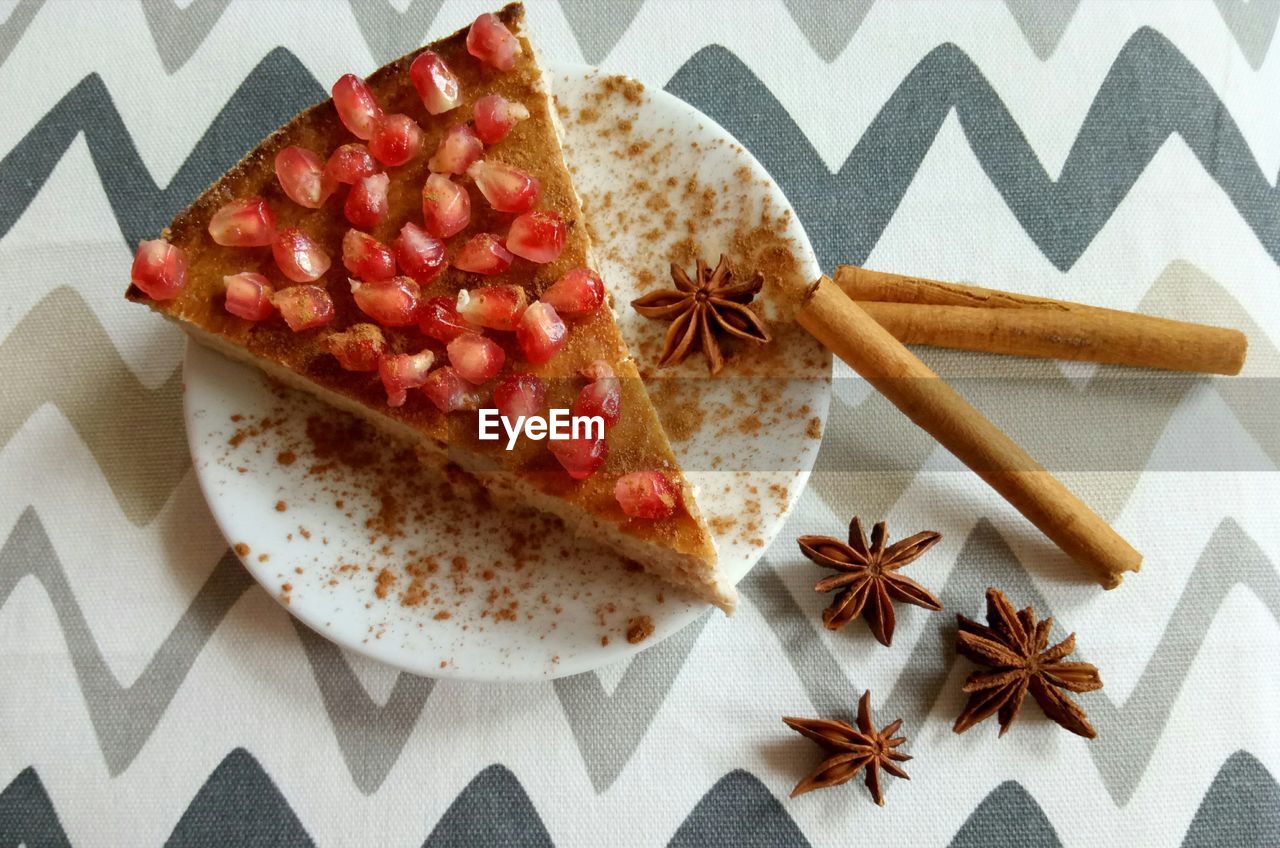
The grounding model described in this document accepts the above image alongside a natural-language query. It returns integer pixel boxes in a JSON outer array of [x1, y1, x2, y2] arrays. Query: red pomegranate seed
[[549, 435, 608, 480], [506, 210, 565, 264], [324, 143, 377, 186], [473, 94, 530, 144], [419, 296, 475, 342], [453, 234, 515, 276], [369, 114, 424, 167], [492, 373, 545, 420], [332, 74, 383, 140], [345, 173, 389, 230], [541, 267, 604, 318], [223, 272, 274, 321], [467, 160, 540, 213], [208, 196, 276, 247], [614, 471, 679, 519], [272, 228, 331, 282], [422, 366, 478, 413], [394, 223, 446, 285], [131, 240, 188, 301], [573, 371, 622, 428], [378, 349, 435, 407], [515, 302, 566, 364], [350, 276, 422, 327], [428, 123, 483, 175], [422, 174, 471, 238], [467, 13, 521, 71], [447, 333, 505, 384], [273, 285, 334, 331], [326, 323, 386, 372], [456, 283, 527, 329], [410, 51, 461, 115], [342, 229, 396, 281], [275, 146, 332, 209]]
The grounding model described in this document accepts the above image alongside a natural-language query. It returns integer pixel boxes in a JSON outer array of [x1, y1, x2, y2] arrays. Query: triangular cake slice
[[125, 3, 733, 611]]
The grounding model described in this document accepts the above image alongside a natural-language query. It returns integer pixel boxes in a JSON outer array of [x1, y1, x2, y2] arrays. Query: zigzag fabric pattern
[[1, 1, 1278, 845]]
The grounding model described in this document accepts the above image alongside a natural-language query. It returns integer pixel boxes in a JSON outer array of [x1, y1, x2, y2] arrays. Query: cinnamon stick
[[835, 265, 1247, 375], [789, 275, 1142, 589]]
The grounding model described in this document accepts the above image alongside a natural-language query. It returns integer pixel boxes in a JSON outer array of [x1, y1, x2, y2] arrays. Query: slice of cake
[[125, 3, 734, 611]]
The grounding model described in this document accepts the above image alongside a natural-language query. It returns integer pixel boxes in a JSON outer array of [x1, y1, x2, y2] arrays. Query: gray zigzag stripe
[[347, 0, 445, 66], [665, 28, 1280, 272], [5, 32, 1279, 276], [559, 0, 645, 64], [0, 0, 42, 68], [290, 618, 435, 796], [1003, 0, 1080, 60], [553, 612, 711, 792], [0, 507, 252, 776], [1213, 0, 1280, 70], [6, 748, 1271, 846], [140, 0, 232, 74], [742, 517, 1280, 806]]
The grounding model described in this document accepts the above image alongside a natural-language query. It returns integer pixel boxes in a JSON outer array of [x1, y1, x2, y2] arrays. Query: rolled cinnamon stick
[[835, 265, 1247, 375], [790, 275, 1143, 589]]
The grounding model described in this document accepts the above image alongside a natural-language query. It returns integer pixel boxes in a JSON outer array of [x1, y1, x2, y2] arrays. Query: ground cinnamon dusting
[[626, 616, 655, 644], [233, 543, 249, 557]]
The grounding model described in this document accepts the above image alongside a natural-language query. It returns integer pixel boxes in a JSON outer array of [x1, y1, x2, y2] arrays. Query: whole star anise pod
[[783, 690, 911, 806], [797, 517, 942, 646], [953, 587, 1103, 739], [630, 254, 770, 374]]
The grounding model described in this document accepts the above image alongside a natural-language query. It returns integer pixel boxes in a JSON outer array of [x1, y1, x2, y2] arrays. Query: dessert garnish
[[631, 254, 770, 374], [953, 587, 1103, 739], [783, 690, 911, 806], [796, 517, 941, 646]]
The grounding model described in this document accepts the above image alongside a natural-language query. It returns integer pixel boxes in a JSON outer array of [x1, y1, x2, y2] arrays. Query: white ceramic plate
[[184, 64, 830, 681]]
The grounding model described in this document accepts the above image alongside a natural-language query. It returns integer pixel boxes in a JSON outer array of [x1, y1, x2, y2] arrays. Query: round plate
[[184, 64, 830, 681]]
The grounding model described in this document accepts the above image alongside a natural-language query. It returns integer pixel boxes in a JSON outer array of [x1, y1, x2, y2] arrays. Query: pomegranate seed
[[614, 471, 679, 519], [467, 13, 521, 71], [368, 114, 424, 167], [342, 229, 396, 281], [208, 197, 276, 247], [573, 372, 622, 428], [421, 174, 471, 238], [473, 94, 530, 144], [428, 123, 483, 175], [272, 228, 331, 282], [422, 366, 478, 413], [467, 160, 539, 213], [324, 143, 377, 185], [273, 285, 334, 331], [332, 74, 383, 140], [393, 223, 446, 285], [275, 146, 332, 208], [456, 283, 527, 329], [350, 276, 421, 327], [131, 239, 187, 300], [345, 173, 389, 230], [378, 350, 435, 407], [447, 333, 505, 384], [492, 373, 545, 420], [223, 272, 274, 321], [541, 267, 604, 318], [453, 234, 515, 276], [549, 435, 608, 480], [326, 323, 386, 371], [410, 51, 461, 115], [419, 296, 475, 342], [506, 210, 565, 264], [515, 302, 567, 364]]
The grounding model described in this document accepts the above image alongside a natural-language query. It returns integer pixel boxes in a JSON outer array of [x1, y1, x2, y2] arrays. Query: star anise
[[630, 254, 770, 374], [783, 690, 911, 806], [797, 517, 942, 646], [953, 587, 1103, 739]]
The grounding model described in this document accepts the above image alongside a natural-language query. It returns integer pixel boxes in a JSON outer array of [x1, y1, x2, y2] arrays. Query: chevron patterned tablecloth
[[3, 0, 1279, 845]]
